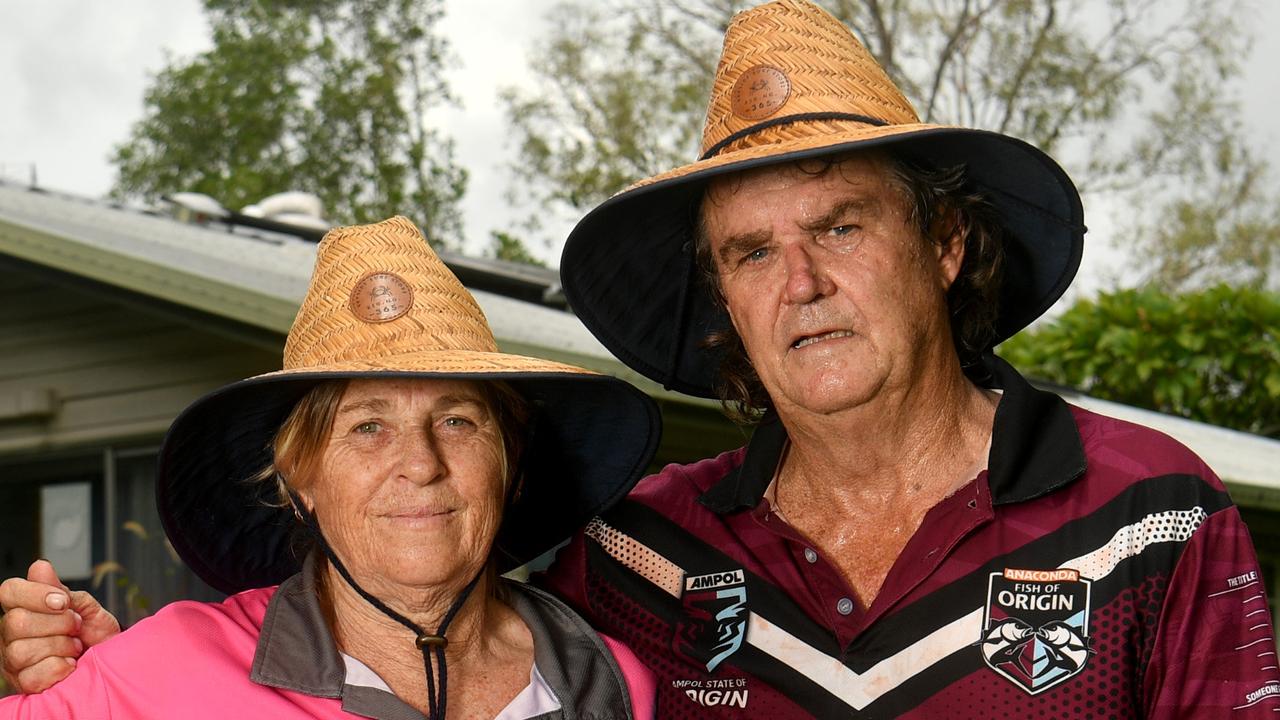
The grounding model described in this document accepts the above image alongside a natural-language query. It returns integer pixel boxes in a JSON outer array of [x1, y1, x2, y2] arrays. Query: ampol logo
[[674, 568, 748, 672], [981, 568, 1092, 694]]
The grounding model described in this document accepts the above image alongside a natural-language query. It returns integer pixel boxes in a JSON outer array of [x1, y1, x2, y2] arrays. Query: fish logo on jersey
[[674, 568, 749, 672], [981, 568, 1092, 694]]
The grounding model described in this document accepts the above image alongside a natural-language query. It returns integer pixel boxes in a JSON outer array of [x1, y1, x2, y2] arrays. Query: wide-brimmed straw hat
[[158, 216, 660, 595], [560, 0, 1085, 398]]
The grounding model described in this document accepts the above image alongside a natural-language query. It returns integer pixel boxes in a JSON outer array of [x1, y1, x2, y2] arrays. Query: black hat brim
[[561, 127, 1085, 397], [157, 371, 660, 595]]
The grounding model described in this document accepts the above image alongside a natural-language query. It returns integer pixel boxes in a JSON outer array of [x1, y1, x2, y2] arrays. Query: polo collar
[[250, 553, 346, 699], [251, 553, 433, 720], [697, 353, 1087, 513], [697, 410, 786, 513], [983, 354, 1088, 504]]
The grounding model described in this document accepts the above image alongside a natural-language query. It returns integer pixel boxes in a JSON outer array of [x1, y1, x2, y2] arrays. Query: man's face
[[703, 153, 964, 417]]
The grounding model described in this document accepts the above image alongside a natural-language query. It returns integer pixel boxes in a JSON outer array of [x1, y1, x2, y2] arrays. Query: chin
[[372, 560, 470, 589], [356, 538, 463, 578], [778, 372, 882, 416], [790, 393, 872, 416]]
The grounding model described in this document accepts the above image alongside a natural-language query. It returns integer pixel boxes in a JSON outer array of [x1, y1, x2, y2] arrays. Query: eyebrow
[[336, 397, 391, 416], [434, 394, 489, 412], [716, 229, 772, 265], [715, 197, 883, 265], [335, 394, 489, 416], [797, 197, 881, 234]]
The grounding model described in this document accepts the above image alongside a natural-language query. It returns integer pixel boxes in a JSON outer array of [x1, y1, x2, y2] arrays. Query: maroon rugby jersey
[[543, 356, 1280, 718]]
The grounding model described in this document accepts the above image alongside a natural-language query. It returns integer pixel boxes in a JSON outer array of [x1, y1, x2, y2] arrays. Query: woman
[[0, 217, 659, 719]]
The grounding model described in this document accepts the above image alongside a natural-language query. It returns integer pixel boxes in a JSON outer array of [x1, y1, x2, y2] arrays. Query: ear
[[933, 213, 966, 291]]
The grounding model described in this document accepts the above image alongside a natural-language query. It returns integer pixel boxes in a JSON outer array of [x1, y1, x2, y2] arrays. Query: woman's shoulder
[[142, 586, 277, 632], [505, 581, 655, 719], [503, 580, 594, 640], [94, 586, 279, 665], [0, 586, 303, 720]]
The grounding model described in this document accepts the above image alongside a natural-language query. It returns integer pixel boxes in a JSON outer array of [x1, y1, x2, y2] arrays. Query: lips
[[383, 507, 454, 520], [791, 329, 854, 349]]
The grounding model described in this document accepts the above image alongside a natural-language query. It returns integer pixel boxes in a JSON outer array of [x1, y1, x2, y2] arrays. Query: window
[[0, 446, 222, 628]]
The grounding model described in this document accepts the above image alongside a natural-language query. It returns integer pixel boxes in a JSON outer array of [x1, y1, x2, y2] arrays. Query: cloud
[[0, 0, 208, 195]]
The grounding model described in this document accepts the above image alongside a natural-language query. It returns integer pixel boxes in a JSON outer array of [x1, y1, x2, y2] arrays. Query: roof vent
[[241, 191, 330, 232], [165, 192, 228, 223]]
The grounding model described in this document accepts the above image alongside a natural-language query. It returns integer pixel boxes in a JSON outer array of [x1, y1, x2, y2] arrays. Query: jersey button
[[836, 597, 854, 615], [804, 547, 818, 563]]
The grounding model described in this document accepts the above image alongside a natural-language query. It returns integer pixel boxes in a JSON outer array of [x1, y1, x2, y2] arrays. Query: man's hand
[[0, 559, 121, 693]]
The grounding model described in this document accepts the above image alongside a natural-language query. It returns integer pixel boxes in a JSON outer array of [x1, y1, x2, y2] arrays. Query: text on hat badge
[[731, 65, 791, 120], [350, 272, 414, 323]]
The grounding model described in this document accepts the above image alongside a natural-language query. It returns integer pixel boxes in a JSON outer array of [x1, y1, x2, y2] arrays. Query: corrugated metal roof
[[1, 180, 1277, 494], [0, 183, 308, 330]]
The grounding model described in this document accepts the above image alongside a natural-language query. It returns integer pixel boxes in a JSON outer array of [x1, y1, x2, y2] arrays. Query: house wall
[[0, 261, 280, 455], [0, 259, 280, 620]]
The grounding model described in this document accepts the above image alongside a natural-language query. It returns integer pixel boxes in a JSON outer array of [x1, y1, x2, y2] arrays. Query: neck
[[776, 349, 996, 511], [319, 562, 524, 716]]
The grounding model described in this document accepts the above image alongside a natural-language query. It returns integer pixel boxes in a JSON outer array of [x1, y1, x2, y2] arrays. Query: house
[[2, 179, 1279, 626]]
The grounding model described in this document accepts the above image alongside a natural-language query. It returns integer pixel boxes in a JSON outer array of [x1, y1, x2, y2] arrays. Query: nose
[[400, 428, 445, 486], [781, 243, 833, 305]]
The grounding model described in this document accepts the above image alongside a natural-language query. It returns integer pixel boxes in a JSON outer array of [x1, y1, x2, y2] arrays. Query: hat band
[[700, 111, 889, 160]]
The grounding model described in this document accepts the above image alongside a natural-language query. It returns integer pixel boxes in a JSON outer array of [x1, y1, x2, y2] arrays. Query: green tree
[[1124, 72, 1280, 291], [112, 0, 466, 244], [1000, 285, 1280, 438], [489, 231, 548, 267], [503, 0, 1276, 272]]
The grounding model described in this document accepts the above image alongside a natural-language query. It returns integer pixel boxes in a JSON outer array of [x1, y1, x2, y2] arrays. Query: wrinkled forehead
[[337, 376, 491, 411], [697, 151, 914, 260], [702, 148, 900, 207]]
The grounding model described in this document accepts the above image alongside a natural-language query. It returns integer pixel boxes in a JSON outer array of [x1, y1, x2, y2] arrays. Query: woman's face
[[297, 378, 507, 591]]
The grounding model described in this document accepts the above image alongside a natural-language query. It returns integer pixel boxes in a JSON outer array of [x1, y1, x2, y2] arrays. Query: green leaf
[[1176, 328, 1206, 352], [1266, 371, 1280, 398]]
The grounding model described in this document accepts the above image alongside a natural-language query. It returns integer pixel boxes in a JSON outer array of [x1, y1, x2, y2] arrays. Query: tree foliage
[[503, 0, 1276, 276], [112, 0, 466, 244], [1124, 70, 1280, 291], [1001, 285, 1280, 439], [489, 231, 548, 267], [499, 1, 712, 234]]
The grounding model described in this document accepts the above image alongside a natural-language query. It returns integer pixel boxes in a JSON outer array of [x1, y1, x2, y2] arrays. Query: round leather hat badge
[[731, 65, 791, 120], [350, 272, 414, 323]]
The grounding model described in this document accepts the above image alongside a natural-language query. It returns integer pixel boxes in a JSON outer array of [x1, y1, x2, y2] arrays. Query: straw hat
[[157, 216, 660, 595], [560, 0, 1085, 398]]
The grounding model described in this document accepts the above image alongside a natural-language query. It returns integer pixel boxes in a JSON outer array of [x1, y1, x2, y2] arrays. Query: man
[[3, 1, 1277, 717], [543, 0, 1280, 717]]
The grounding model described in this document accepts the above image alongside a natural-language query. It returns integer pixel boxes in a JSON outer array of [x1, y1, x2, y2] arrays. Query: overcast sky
[[1, 1, 1277, 305]]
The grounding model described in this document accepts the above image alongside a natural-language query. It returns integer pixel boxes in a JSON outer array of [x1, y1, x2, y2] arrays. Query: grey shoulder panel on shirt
[[505, 580, 636, 720], [250, 565, 346, 697]]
